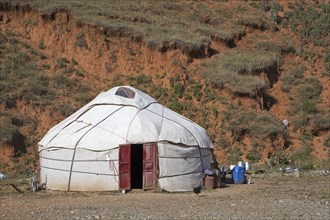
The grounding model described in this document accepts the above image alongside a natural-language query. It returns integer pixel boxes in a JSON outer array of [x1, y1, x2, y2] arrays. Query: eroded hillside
[[0, 0, 329, 175]]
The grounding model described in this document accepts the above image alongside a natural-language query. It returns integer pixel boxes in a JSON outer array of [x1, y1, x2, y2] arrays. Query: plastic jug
[[232, 166, 245, 184]]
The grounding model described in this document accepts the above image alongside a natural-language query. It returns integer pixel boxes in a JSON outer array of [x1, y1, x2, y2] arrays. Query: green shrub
[[212, 106, 218, 117], [325, 51, 330, 74], [217, 137, 230, 150], [304, 113, 330, 134], [281, 66, 304, 92], [192, 83, 203, 101], [56, 57, 69, 68], [222, 106, 287, 142], [167, 100, 184, 113], [228, 147, 243, 164], [256, 40, 295, 54], [300, 162, 314, 170], [54, 74, 76, 88], [195, 26, 236, 43], [55, 103, 75, 116], [286, 2, 330, 46], [0, 35, 55, 105], [290, 145, 314, 170], [203, 49, 278, 96], [323, 135, 330, 148], [75, 93, 93, 106], [76, 32, 84, 40], [289, 77, 322, 116], [75, 32, 88, 49], [246, 146, 261, 163], [75, 69, 85, 77], [38, 39, 46, 49], [31, 74, 50, 96], [109, 74, 125, 88], [0, 113, 18, 144], [237, 14, 278, 32], [151, 86, 168, 100], [267, 148, 289, 167], [171, 82, 185, 98], [128, 73, 152, 85]]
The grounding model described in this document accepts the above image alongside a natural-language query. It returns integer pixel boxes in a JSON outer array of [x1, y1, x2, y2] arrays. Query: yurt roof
[[38, 86, 213, 151]]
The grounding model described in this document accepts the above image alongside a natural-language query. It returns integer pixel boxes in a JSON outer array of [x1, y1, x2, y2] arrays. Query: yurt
[[38, 86, 213, 192]]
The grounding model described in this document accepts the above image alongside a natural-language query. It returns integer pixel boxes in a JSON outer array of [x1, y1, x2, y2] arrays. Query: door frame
[[119, 144, 131, 190], [143, 143, 158, 190], [118, 143, 158, 191]]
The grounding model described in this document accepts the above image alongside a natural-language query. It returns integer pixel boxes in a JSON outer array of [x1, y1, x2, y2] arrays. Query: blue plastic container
[[232, 166, 245, 184]]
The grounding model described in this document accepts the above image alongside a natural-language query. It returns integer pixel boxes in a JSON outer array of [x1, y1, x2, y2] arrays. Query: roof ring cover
[[115, 87, 136, 99]]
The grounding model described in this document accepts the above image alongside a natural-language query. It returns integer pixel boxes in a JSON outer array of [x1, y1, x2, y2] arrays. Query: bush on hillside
[[203, 50, 278, 97], [292, 113, 330, 135], [237, 12, 278, 32], [228, 147, 243, 164], [289, 144, 314, 170], [325, 51, 330, 74], [288, 77, 323, 116], [0, 112, 18, 144], [285, 2, 329, 47], [222, 106, 287, 142], [324, 135, 330, 148], [246, 146, 262, 163], [256, 40, 295, 54]]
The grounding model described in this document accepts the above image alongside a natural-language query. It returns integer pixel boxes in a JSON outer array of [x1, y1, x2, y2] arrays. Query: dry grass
[[203, 49, 279, 96], [7, 0, 254, 56]]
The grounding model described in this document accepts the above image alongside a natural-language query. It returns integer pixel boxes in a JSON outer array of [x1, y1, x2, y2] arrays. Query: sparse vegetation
[[325, 51, 330, 74], [222, 106, 287, 142], [285, 1, 329, 47], [38, 39, 46, 49], [228, 147, 243, 164], [203, 49, 279, 96], [324, 135, 330, 148], [6, 0, 271, 58], [0, 111, 18, 144], [256, 39, 295, 54], [237, 13, 278, 32], [0, 33, 54, 106], [246, 145, 262, 163], [290, 144, 314, 170]]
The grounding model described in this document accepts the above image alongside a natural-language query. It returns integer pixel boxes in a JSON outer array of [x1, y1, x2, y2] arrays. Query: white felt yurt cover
[[38, 86, 213, 192]]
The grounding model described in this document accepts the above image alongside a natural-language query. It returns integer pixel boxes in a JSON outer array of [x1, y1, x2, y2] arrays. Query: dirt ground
[[0, 173, 329, 220]]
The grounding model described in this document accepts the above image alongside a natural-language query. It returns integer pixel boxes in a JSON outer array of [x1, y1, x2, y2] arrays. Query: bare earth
[[1, 174, 329, 220]]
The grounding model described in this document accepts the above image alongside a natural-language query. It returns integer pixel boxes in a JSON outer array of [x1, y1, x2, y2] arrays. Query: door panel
[[143, 143, 158, 189], [119, 144, 131, 190]]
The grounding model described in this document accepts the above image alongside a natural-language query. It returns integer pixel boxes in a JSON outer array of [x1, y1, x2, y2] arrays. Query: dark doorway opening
[[131, 144, 143, 189]]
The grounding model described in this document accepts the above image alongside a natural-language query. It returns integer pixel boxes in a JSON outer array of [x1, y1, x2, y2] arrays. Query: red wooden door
[[119, 144, 131, 190], [143, 143, 158, 189]]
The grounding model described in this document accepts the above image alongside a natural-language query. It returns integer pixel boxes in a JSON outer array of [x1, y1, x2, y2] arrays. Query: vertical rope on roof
[[125, 102, 158, 143], [145, 108, 207, 172], [156, 105, 165, 142], [45, 106, 93, 146], [67, 106, 124, 191], [125, 108, 142, 144]]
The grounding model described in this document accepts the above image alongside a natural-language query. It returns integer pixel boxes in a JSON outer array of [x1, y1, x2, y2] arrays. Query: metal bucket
[[294, 169, 301, 178], [245, 162, 251, 171], [237, 161, 245, 168], [204, 176, 215, 190]]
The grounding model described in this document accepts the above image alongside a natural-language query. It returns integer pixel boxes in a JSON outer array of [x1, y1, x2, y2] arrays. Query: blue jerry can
[[232, 166, 245, 184]]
